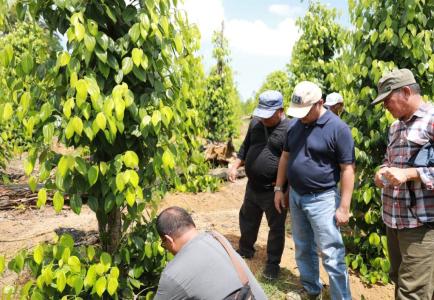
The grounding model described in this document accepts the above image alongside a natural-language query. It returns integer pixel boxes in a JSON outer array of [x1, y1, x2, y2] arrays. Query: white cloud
[[180, 0, 224, 40], [268, 4, 304, 18], [226, 18, 299, 57]]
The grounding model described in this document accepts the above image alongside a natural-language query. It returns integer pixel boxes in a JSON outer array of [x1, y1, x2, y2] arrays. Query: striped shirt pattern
[[382, 103, 434, 229]]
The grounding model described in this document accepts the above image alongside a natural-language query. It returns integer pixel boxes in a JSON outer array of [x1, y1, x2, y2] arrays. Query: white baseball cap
[[325, 92, 343, 106], [286, 81, 322, 118]]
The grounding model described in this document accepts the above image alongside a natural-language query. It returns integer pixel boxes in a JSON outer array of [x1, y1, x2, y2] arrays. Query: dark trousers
[[386, 225, 434, 300], [238, 182, 287, 266]]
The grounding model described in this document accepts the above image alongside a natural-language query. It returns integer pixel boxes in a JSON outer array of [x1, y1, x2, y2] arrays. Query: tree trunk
[[97, 207, 122, 254]]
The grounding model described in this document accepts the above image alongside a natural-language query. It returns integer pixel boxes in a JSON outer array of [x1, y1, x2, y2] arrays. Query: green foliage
[[254, 70, 290, 111], [202, 25, 241, 141], [339, 0, 434, 284], [287, 0, 347, 97], [1, 232, 170, 299], [0, 19, 60, 171], [1, 0, 219, 297]]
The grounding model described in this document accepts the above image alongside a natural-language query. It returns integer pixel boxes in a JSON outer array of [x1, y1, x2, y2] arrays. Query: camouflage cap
[[371, 68, 416, 105]]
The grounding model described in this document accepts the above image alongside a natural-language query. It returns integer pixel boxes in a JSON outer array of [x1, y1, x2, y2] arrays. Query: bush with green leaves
[[0, 19, 61, 172], [287, 0, 347, 97], [0, 0, 217, 297], [254, 70, 290, 109], [336, 0, 434, 284], [202, 25, 241, 142]]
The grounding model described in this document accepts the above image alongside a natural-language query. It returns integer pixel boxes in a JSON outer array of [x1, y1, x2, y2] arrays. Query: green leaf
[[72, 116, 83, 136], [96, 32, 109, 50], [95, 112, 107, 130], [104, 194, 115, 213], [88, 166, 99, 186], [100, 162, 108, 175], [0, 255, 5, 274], [151, 110, 161, 127], [75, 79, 89, 107], [126, 170, 139, 187], [369, 232, 381, 246], [128, 23, 141, 43], [174, 34, 183, 54], [84, 34, 96, 52], [123, 151, 139, 168], [68, 256, 81, 273], [33, 244, 44, 264], [162, 149, 175, 169], [122, 57, 133, 75], [70, 194, 82, 214], [2, 102, 13, 121], [126, 189, 135, 206], [84, 266, 96, 287], [59, 51, 70, 66], [109, 266, 120, 279], [107, 277, 118, 295], [57, 270, 67, 292], [132, 48, 143, 66], [75, 157, 88, 176], [75, 23, 85, 41], [100, 252, 112, 267], [29, 176, 37, 192], [116, 173, 126, 192], [37, 188, 47, 207], [53, 191, 64, 213], [114, 98, 125, 121], [95, 276, 107, 297], [87, 245, 96, 261], [21, 53, 34, 74], [88, 196, 98, 212], [115, 70, 123, 84], [95, 47, 108, 63]]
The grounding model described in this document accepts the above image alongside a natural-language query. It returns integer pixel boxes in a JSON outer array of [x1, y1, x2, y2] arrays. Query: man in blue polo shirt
[[274, 81, 355, 300]]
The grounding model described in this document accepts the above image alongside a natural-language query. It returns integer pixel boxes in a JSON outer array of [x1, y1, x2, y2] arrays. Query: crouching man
[[154, 206, 267, 300]]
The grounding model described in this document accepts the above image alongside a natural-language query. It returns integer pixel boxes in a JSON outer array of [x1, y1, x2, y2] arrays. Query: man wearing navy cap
[[228, 90, 291, 280]]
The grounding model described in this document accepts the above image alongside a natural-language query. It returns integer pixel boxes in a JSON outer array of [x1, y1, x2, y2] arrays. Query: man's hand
[[374, 167, 389, 188], [335, 206, 350, 226], [227, 167, 237, 182], [274, 191, 287, 214], [383, 167, 408, 187]]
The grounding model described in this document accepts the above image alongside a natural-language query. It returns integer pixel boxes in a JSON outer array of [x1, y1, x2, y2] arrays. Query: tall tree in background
[[287, 0, 347, 96], [336, 0, 434, 284], [202, 22, 240, 142], [255, 70, 290, 107], [0, 0, 217, 298], [0, 9, 61, 173]]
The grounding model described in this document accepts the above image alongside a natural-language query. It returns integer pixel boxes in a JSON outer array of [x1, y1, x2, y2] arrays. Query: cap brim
[[371, 90, 392, 105], [286, 104, 313, 118], [252, 108, 276, 119]]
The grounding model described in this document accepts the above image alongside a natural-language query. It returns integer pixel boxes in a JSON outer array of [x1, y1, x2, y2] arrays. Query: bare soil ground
[[0, 175, 393, 299]]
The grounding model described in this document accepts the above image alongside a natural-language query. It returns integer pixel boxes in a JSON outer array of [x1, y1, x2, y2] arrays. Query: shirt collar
[[316, 109, 333, 125], [402, 102, 432, 123]]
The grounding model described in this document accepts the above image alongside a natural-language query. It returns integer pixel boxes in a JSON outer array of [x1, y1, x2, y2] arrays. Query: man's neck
[[175, 228, 199, 253], [402, 96, 424, 121]]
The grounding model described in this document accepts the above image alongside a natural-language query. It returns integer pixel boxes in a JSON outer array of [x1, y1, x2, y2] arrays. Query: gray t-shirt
[[154, 232, 267, 300]]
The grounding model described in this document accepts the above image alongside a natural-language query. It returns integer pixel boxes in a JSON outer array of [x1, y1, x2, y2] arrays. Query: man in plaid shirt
[[373, 68, 434, 300]]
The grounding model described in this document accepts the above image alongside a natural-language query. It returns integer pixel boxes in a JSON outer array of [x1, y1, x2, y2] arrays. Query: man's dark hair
[[156, 206, 196, 238]]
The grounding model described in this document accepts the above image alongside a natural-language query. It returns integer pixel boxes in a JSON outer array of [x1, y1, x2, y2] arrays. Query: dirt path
[[0, 178, 393, 299]]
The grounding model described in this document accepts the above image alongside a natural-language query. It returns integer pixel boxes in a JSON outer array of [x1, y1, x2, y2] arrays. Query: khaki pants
[[386, 225, 434, 300]]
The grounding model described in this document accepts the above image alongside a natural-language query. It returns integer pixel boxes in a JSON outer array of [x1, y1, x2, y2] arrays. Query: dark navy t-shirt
[[238, 117, 291, 191], [284, 110, 355, 195]]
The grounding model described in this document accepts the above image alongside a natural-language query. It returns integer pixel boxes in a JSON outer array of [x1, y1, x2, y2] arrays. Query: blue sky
[[182, 0, 349, 101]]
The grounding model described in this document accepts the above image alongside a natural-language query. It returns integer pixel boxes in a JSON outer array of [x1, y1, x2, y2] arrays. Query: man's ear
[[164, 234, 174, 245], [402, 85, 412, 98]]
